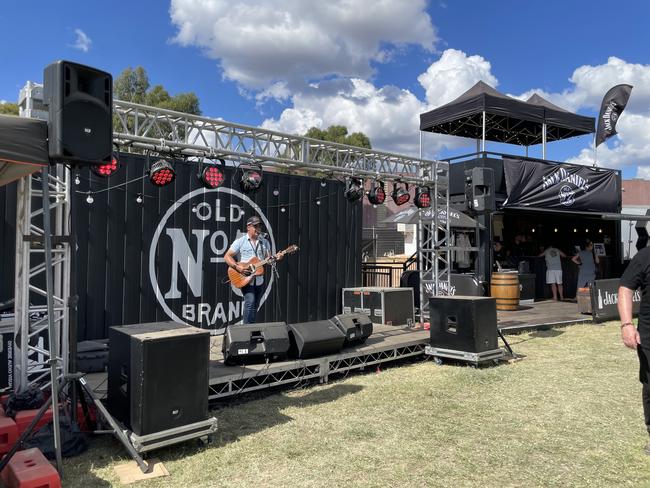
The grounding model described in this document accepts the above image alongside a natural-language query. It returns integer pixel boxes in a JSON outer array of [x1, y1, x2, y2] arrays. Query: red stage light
[[392, 182, 410, 206], [200, 165, 225, 189], [91, 156, 119, 178], [415, 186, 431, 208], [367, 181, 386, 205], [149, 159, 175, 187]]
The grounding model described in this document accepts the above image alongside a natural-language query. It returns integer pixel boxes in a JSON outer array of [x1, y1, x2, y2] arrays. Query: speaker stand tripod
[[0, 373, 151, 475]]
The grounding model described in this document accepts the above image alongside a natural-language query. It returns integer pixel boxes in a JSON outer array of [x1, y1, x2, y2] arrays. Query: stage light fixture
[[239, 163, 263, 193], [344, 177, 364, 202], [199, 164, 225, 189], [414, 186, 431, 208], [392, 182, 410, 206], [91, 155, 119, 178], [149, 159, 176, 187], [367, 180, 386, 205]]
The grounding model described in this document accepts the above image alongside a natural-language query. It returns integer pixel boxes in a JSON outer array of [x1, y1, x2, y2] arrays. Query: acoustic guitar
[[228, 245, 299, 288]]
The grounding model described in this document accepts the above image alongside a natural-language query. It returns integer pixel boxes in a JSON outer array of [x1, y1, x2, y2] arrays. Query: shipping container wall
[[1, 154, 362, 340]]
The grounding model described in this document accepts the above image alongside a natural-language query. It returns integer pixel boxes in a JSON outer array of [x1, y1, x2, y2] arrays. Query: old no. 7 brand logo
[[149, 187, 275, 331]]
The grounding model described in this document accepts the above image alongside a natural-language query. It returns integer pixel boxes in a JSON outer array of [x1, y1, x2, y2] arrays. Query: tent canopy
[[0, 115, 49, 187], [419, 81, 594, 146], [383, 207, 484, 229]]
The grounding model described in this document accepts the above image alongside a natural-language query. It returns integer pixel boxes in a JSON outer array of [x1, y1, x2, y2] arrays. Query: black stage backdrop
[[503, 158, 620, 212], [1, 153, 362, 340]]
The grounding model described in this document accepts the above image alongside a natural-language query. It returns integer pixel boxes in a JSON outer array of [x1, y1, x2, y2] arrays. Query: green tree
[[305, 125, 371, 149], [113, 66, 201, 115], [113, 67, 201, 146], [0, 102, 19, 116]]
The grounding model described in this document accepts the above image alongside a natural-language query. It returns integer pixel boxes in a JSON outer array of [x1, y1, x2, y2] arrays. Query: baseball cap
[[246, 216, 262, 226]]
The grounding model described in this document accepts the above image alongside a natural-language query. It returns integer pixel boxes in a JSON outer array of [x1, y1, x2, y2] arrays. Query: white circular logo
[[558, 185, 575, 206], [149, 187, 275, 330]]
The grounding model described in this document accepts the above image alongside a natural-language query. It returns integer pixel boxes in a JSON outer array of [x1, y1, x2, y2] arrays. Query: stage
[[83, 299, 592, 402]]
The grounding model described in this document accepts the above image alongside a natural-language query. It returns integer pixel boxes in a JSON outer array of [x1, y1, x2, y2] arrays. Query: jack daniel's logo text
[[542, 167, 590, 193]]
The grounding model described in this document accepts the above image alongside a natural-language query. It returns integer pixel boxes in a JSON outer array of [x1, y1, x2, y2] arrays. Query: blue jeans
[[242, 283, 263, 324]]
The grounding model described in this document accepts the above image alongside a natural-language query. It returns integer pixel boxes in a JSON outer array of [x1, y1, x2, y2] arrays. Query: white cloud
[[417, 49, 498, 108], [262, 48, 498, 156], [170, 0, 437, 90], [528, 57, 650, 175], [72, 28, 92, 53]]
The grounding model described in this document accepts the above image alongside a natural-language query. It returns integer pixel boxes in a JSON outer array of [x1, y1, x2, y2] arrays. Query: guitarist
[[225, 216, 282, 324]]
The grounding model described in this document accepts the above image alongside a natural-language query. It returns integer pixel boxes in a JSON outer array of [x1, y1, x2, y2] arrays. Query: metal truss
[[13, 165, 70, 391], [327, 343, 426, 378], [112, 100, 444, 186], [209, 362, 323, 400], [208, 337, 428, 400], [14, 84, 71, 392], [417, 157, 451, 322]]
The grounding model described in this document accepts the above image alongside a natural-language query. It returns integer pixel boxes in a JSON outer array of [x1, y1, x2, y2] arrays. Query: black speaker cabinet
[[222, 322, 290, 364], [429, 296, 498, 353], [43, 60, 112, 164], [288, 320, 346, 359], [331, 313, 373, 345], [342, 287, 414, 326], [465, 167, 495, 212], [108, 322, 210, 436]]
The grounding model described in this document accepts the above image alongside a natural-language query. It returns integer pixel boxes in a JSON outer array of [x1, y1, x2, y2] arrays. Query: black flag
[[595, 84, 633, 147]]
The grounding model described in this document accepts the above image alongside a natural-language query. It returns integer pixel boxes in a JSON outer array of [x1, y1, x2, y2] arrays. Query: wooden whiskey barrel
[[490, 272, 520, 311]]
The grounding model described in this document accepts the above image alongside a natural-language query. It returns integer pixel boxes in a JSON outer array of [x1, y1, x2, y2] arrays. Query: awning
[[419, 81, 594, 146], [383, 207, 484, 229], [0, 115, 49, 187]]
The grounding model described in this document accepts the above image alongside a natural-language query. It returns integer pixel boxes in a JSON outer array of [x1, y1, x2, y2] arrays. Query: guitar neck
[[255, 250, 286, 267]]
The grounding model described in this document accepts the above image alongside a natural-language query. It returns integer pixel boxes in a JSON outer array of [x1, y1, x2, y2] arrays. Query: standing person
[[572, 240, 600, 288], [618, 246, 650, 454], [225, 216, 277, 324], [538, 244, 567, 300]]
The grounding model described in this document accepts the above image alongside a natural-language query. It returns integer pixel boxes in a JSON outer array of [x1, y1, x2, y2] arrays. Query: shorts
[[546, 270, 562, 284]]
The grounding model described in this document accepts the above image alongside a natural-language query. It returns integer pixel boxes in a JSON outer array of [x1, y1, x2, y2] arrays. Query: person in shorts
[[538, 244, 567, 301]]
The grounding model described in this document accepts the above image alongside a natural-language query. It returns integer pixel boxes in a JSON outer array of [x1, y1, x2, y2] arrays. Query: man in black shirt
[[618, 246, 650, 454]]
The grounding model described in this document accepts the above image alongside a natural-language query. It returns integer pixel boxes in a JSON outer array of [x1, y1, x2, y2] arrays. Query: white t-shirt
[[544, 247, 562, 271]]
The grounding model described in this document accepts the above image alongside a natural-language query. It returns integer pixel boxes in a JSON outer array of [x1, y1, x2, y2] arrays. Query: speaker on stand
[[43, 60, 113, 164]]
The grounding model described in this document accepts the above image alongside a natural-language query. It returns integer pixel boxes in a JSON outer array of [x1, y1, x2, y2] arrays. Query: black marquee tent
[[419, 81, 594, 147]]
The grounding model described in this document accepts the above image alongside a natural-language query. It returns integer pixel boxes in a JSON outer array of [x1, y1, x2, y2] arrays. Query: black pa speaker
[[108, 322, 210, 436], [222, 322, 290, 364], [429, 296, 498, 353], [288, 320, 346, 359], [43, 60, 113, 164], [465, 167, 495, 212], [331, 313, 373, 346]]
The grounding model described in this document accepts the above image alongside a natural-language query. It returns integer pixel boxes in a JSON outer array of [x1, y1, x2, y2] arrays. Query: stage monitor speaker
[[331, 313, 373, 346], [465, 167, 495, 212], [429, 296, 498, 353], [108, 321, 210, 436], [288, 320, 346, 359], [43, 60, 113, 164], [222, 322, 290, 364]]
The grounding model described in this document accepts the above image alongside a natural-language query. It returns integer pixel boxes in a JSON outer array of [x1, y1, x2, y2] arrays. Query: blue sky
[[2, 0, 650, 178]]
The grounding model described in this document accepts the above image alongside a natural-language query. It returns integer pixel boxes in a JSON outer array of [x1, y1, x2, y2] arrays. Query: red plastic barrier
[[0, 416, 18, 455], [0, 447, 61, 488], [14, 409, 53, 435]]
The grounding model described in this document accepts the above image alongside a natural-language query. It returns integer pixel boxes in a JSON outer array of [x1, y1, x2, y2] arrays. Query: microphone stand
[[270, 259, 282, 320]]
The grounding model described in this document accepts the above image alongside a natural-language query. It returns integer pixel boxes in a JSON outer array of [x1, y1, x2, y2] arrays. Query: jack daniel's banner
[[590, 279, 640, 323], [503, 158, 620, 212]]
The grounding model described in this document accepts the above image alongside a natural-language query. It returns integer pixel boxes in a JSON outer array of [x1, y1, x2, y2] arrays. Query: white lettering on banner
[[424, 282, 456, 296], [539, 166, 591, 208], [602, 101, 618, 133], [164, 229, 210, 299], [597, 288, 641, 309], [150, 187, 276, 329]]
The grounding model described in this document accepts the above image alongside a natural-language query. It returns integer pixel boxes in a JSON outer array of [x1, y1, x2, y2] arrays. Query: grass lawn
[[64, 322, 650, 487]]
